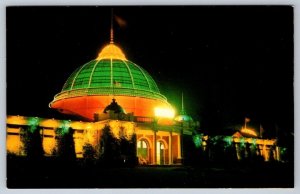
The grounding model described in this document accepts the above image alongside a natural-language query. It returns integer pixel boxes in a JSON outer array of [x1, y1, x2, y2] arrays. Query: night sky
[[6, 6, 294, 136]]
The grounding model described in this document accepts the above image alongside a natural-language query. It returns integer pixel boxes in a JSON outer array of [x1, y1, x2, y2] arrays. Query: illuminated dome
[[50, 43, 172, 121], [174, 108, 193, 122], [174, 114, 193, 122], [60, 43, 161, 97]]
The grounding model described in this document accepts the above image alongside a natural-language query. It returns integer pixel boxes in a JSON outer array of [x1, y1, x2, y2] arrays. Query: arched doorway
[[156, 141, 166, 165], [137, 139, 149, 164]]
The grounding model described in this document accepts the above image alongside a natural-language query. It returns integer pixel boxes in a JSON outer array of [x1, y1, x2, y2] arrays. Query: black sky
[[6, 6, 294, 135]]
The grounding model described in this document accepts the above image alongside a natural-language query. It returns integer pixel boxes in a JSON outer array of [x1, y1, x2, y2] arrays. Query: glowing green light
[[280, 148, 287, 154], [58, 120, 71, 135], [193, 134, 202, 148], [62, 59, 160, 93], [240, 137, 245, 147], [27, 117, 40, 133], [211, 136, 221, 145], [252, 138, 256, 145], [223, 136, 232, 147]]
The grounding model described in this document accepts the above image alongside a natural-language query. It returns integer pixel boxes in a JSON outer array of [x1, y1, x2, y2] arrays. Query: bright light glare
[[154, 107, 175, 118]]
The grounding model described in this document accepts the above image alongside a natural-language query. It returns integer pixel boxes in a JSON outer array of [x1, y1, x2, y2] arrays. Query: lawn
[[6, 156, 294, 188]]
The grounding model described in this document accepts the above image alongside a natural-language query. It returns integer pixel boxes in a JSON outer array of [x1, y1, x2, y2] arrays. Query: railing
[[134, 117, 154, 123], [51, 87, 167, 102]]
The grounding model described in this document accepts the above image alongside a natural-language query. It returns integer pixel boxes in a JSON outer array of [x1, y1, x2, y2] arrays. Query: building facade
[[7, 113, 197, 165], [6, 26, 283, 165]]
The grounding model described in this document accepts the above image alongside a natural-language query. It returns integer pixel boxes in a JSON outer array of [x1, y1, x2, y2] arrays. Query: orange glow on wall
[[157, 118, 175, 126], [241, 127, 258, 137], [7, 115, 27, 125], [7, 133, 23, 155], [109, 120, 121, 139], [51, 95, 171, 121], [122, 122, 135, 139], [74, 135, 84, 158], [40, 119, 59, 128], [70, 121, 86, 130], [6, 115, 184, 164], [43, 136, 56, 155], [233, 137, 276, 145], [84, 128, 97, 143]]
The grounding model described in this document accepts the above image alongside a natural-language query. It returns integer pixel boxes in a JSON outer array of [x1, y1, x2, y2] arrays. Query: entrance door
[[156, 141, 165, 165]]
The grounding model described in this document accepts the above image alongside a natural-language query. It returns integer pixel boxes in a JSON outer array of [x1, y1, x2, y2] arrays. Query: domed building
[[6, 26, 281, 166], [49, 41, 173, 121], [6, 28, 201, 165]]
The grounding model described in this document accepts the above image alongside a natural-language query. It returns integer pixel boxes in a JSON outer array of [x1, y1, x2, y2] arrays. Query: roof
[[51, 43, 167, 103]]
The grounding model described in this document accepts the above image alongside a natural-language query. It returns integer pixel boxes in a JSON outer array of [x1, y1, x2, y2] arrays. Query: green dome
[[51, 43, 167, 103], [63, 59, 159, 92], [49, 43, 173, 120], [57, 59, 166, 101]]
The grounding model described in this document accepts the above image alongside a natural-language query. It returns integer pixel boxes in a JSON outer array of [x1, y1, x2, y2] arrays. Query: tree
[[56, 127, 76, 163], [98, 125, 138, 167], [22, 126, 44, 160], [120, 133, 137, 166], [98, 125, 121, 166], [82, 143, 97, 168]]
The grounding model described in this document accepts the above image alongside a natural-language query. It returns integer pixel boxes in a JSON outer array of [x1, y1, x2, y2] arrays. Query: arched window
[[137, 140, 149, 164], [137, 140, 147, 149]]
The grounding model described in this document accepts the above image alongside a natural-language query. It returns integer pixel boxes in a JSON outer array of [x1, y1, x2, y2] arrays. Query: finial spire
[[110, 8, 114, 44], [181, 92, 186, 115], [181, 92, 184, 112]]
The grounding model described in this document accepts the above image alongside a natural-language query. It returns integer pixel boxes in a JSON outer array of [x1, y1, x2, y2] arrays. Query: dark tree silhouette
[[98, 125, 138, 167], [83, 143, 96, 159], [83, 143, 97, 167], [120, 133, 138, 166], [21, 126, 44, 160], [99, 125, 121, 166], [56, 127, 76, 163]]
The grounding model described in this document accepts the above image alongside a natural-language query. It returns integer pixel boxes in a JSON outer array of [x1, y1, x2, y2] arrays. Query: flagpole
[[244, 117, 250, 129], [113, 79, 115, 99], [110, 8, 114, 43]]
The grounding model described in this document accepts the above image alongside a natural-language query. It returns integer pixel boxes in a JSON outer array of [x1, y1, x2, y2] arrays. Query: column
[[177, 134, 182, 159], [153, 130, 157, 165], [262, 141, 267, 161], [169, 131, 173, 165], [276, 146, 280, 161]]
